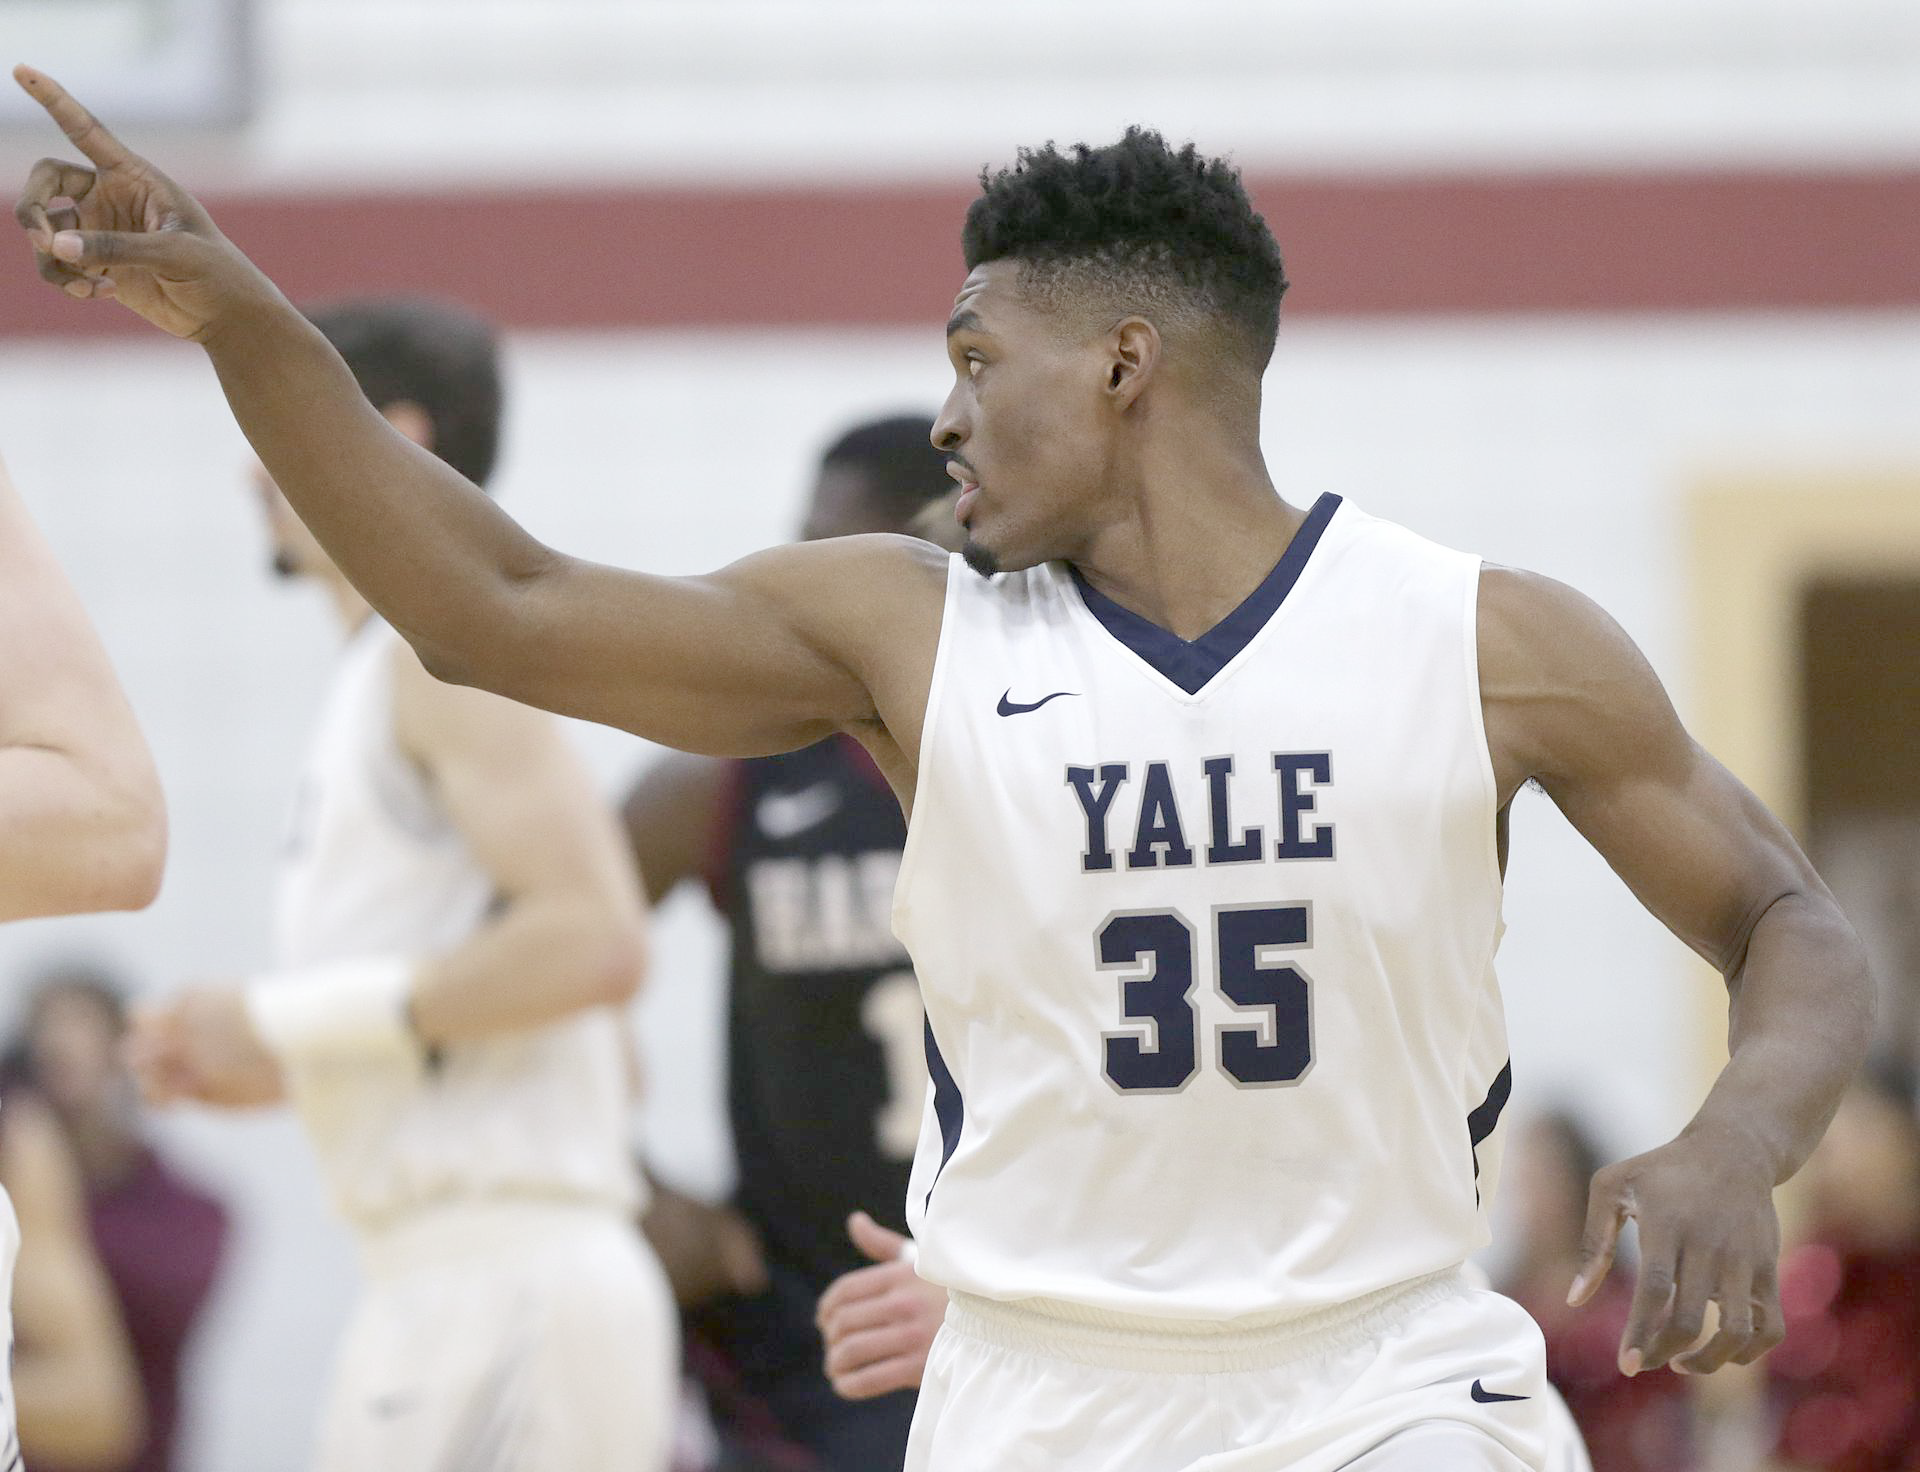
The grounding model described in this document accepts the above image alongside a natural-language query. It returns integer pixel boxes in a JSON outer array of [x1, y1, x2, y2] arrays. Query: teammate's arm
[[1479, 568, 1873, 1379], [13, 70, 936, 757], [131, 645, 654, 1106], [0, 1097, 145, 1469], [621, 751, 732, 906], [0, 452, 164, 921], [386, 638, 648, 1043]]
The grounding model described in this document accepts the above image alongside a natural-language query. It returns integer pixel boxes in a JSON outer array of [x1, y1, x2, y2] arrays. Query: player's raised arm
[[11, 67, 937, 756], [1478, 567, 1873, 1378], [0, 452, 164, 920]]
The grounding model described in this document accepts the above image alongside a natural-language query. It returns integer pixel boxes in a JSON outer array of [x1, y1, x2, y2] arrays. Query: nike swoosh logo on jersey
[[1469, 1379, 1529, 1404], [756, 782, 843, 839], [997, 689, 1079, 717]]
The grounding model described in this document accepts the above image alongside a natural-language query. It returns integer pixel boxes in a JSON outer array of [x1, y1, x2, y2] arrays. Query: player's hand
[[12, 65, 279, 340], [815, 1210, 946, 1400], [1570, 1122, 1784, 1377], [638, 1185, 769, 1308], [127, 985, 285, 1108]]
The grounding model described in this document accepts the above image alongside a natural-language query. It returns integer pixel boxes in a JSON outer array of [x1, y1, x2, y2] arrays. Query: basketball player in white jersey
[[122, 299, 677, 1472], [0, 447, 166, 1471], [16, 75, 1875, 1472]]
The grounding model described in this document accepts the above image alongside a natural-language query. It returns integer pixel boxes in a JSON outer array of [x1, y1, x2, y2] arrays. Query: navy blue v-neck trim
[[1069, 493, 1342, 695]]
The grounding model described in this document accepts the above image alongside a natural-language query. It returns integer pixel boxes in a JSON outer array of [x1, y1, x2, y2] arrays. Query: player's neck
[[1070, 440, 1301, 641]]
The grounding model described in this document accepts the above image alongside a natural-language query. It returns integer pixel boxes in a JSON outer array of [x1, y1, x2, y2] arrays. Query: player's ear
[[380, 400, 437, 454], [1104, 318, 1159, 411]]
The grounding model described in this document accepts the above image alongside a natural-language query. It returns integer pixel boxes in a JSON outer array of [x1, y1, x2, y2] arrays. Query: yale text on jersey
[[1064, 753, 1334, 872]]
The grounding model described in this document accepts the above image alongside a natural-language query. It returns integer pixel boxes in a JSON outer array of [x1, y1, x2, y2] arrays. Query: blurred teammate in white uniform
[[0, 448, 166, 1471], [17, 77, 1876, 1472], [128, 301, 677, 1472]]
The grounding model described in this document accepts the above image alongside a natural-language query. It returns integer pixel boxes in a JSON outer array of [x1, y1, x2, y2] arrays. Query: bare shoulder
[[727, 530, 951, 727], [1478, 565, 1684, 797], [728, 533, 950, 644], [1479, 564, 1645, 682]]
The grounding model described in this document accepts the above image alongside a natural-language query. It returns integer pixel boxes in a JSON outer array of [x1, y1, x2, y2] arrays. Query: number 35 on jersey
[[1067, 751, 1334, 1095]]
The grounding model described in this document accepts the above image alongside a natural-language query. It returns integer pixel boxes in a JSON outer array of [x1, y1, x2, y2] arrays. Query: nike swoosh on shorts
[[1469, 1378, 1529, 1404]]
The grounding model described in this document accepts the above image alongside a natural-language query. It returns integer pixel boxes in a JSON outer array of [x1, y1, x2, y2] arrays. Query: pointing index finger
[[13, 65, 137, 172]]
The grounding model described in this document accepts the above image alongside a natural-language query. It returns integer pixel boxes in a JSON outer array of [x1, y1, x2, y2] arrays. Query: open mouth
[[947, 462, 980, 526]]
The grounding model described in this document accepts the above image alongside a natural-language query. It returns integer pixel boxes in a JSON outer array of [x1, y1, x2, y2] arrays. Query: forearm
[[1688, 891, 1873, 1183], [0, 749, 162, 919], [11, 1242, 144, 1471], [409, 897, 646, 1045], [202, 300, 553, 680], [14, 1337, 144, 1469]]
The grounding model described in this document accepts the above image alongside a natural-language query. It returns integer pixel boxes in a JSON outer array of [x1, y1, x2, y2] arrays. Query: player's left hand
[[1569, 1121, 1784, 1377], [128, 985, 285, 1108], [815, 1211, 947, 1400]]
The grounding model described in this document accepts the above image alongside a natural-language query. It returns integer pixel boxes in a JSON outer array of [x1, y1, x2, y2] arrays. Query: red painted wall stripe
[[3, 168, 1916, 338]]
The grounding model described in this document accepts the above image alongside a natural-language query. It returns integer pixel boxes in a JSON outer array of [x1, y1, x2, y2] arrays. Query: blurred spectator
[[1500, 1109, 1698, 1472], [8, 965, 231, 1472], [1764, 1065, 1920, 1472]]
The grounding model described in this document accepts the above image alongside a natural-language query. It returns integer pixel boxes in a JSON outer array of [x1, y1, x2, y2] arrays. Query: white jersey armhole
[[891, 553, 964, 934], [1461, 557, 1505, 903]]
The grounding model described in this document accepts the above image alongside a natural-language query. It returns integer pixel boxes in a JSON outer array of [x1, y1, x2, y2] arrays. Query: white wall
[[2, 308, 1916, 1469], [6, 0, 1918, 186], [246, 0, 1920, 185]]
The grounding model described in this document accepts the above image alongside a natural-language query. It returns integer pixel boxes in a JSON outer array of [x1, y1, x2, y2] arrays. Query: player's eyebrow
[[945, 309, 986, 338]]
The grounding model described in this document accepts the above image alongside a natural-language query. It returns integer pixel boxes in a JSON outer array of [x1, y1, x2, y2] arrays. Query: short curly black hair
[[962, 128, 1288, 370], [305, 297, 505, 491]]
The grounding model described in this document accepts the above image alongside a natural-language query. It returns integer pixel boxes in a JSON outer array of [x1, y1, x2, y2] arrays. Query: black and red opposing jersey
[[708, 734, 923, 1289]]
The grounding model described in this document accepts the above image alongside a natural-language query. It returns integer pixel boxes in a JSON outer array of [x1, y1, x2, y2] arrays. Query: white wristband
[[245, 957, 420, 1067]]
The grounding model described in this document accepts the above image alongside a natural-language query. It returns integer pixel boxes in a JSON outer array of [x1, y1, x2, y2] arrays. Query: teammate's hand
[[12, 65, 279, 339], [1570, 1123, 1784, 1377], [127, 985, 285, 1109], [815, 1210, 946, 1400]]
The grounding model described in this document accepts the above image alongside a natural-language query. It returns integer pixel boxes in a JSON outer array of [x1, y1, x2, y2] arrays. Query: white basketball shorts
[[905, 1268, 1588, 1472], [315, 1199, 678, 1472]]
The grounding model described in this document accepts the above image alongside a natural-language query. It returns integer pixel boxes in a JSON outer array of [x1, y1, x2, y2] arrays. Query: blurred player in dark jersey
[[627, 415, 949, 1472]]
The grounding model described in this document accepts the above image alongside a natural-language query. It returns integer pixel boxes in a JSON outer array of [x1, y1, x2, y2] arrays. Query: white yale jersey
[[274, 621, 638, 1230], [897, 495, 1512, 1322]]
